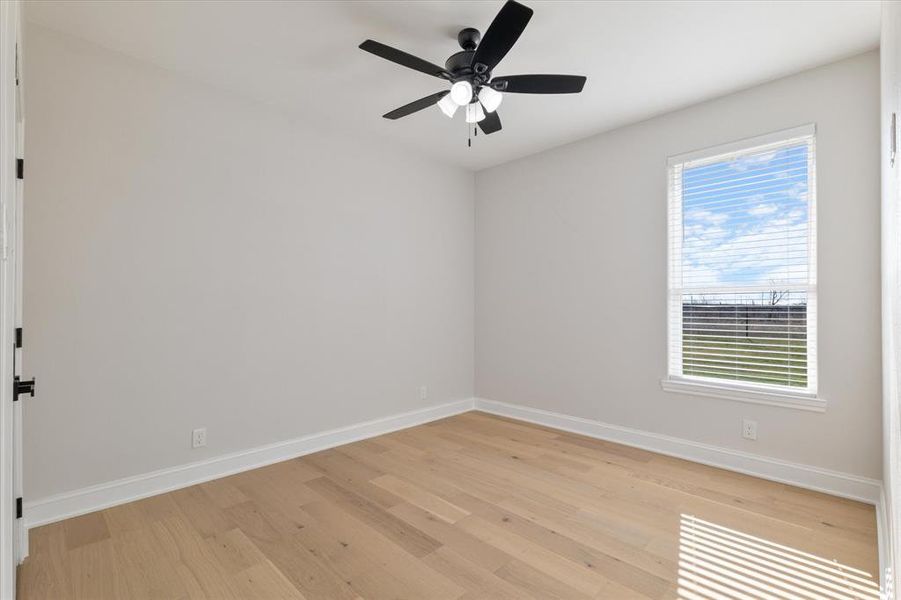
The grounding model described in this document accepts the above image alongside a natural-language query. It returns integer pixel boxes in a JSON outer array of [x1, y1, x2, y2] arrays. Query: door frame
[[0, 0, 23, 596], [13, 4, 24, 568]]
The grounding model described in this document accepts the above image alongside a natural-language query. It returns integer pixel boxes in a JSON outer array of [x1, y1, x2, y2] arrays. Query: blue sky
[[680, 143, 810, 298]]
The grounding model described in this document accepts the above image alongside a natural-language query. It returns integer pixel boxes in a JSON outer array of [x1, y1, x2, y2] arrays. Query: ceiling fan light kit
[[465, 102, 487, 124], [437, 94, 459, 118], [478, 86, 503, 113], [358, 0, 587, 142], [449, 81, 474, 106]]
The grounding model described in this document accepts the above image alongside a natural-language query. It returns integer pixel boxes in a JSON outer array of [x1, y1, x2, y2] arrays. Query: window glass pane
[[681, 143, 809, 289], [682, 291, 808, 388]]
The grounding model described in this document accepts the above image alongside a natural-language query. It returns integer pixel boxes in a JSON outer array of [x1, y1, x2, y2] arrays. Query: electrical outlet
[[419, 385, 428, 401], [192, 427, 207, 448], [742, 419, 758, 441]]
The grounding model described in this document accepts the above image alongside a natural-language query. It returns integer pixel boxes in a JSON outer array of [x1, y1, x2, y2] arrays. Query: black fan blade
[[359, 40, 450, 79], [492, 74, 586, 94], [383, 91, 449, 120], [471, 1, 533, 74], [478, 107, 502, 134]]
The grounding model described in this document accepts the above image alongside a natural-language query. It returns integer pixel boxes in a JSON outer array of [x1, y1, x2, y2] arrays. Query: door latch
[[13, 376, 34, 402]]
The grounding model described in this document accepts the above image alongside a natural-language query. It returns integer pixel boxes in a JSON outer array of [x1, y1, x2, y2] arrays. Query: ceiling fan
[[358, 0, 587, 137]]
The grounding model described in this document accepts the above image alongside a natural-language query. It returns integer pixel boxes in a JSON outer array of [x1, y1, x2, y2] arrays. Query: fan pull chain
[[466, 121, 477, 148]]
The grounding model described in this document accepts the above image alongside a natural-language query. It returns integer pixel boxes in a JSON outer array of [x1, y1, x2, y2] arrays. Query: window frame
[[661, 124, 824, 412]]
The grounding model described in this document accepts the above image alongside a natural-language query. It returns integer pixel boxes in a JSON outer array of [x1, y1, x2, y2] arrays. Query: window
[[664, 125, 820, 410]]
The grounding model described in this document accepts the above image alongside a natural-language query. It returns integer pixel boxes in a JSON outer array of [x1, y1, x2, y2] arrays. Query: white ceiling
[[25, 1, 880, 171]]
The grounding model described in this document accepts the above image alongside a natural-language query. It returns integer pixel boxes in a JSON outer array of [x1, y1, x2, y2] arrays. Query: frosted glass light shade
[[465, 103, 486, 123], [449, 81, 473, 106], [437, 94, 458, 118], [478, 87, 503, 113]]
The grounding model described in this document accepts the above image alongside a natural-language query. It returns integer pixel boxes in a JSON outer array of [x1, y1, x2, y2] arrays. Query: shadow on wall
[[678, 514, 879, 599]]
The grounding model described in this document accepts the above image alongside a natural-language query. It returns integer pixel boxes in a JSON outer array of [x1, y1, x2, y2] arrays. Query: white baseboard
[[474, 398, 882, 505], [24, 398, 476, 531]]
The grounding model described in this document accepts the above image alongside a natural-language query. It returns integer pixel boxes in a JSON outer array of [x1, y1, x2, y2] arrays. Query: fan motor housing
[[445, 50, 475, 77], [446, 28, 492, 84]]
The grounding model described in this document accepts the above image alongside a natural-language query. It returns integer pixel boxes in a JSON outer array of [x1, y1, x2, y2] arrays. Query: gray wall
[[475, 51, 882, 479], [23, 25, 475, 501]]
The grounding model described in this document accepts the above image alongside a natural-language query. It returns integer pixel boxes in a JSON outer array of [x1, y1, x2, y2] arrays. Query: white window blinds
[[667, 125, 817, 395]]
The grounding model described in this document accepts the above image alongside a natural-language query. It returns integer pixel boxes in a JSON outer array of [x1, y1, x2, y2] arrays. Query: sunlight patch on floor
[[677, 514, 879, 599]]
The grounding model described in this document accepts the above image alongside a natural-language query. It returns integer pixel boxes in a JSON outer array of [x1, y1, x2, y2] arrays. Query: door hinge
[[13, 376, 34, 402], [16, 158, 23, 180], [15, 497, 22, 519], [15, 327, 22, 349]]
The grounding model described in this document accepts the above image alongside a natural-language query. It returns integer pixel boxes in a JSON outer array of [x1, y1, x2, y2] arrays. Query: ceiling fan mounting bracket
[[457, 27, 481, 51]]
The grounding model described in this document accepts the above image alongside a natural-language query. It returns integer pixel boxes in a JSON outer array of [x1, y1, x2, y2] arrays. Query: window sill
[[660, 377, 825, 412]]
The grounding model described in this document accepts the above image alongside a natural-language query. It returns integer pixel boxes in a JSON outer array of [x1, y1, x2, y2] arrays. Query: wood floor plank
[[495, 558, 594, 600], [232, 560, 308, 600], [298, 500, 464, 600], [303, 449, 402, 509], [18, 411, 879, 599], [473, 500, 672, 598], [67, 539, 124, 600], [388, 502, 513, 572], [198, 476, 250, 510], [170, 485, 235, 538], [221, 501, 284, 545], [112, 527, 192, 599], [370, 474, 471, 524], [305, 475, 443, 558], [422, 545, 533, 600], [152, 515, 245, 599], [205, 528, 269, 573], [63, 511, 110, 551], [16, 523, 70, 599], [460, 513, 657, 597], [249, 525, 360, 600], [496, 494, 676, 581]]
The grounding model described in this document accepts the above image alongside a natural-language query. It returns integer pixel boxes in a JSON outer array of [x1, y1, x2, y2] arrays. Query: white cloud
[[748, 204, 778, 216], [729, 150, 778, 172], [682, 216, 808, 288], [786, 182, 808, 202], [686, 209, 728, 225]]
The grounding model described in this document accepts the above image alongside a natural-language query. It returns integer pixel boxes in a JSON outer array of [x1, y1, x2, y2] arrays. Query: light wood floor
[[18, 411, 879, 599]]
